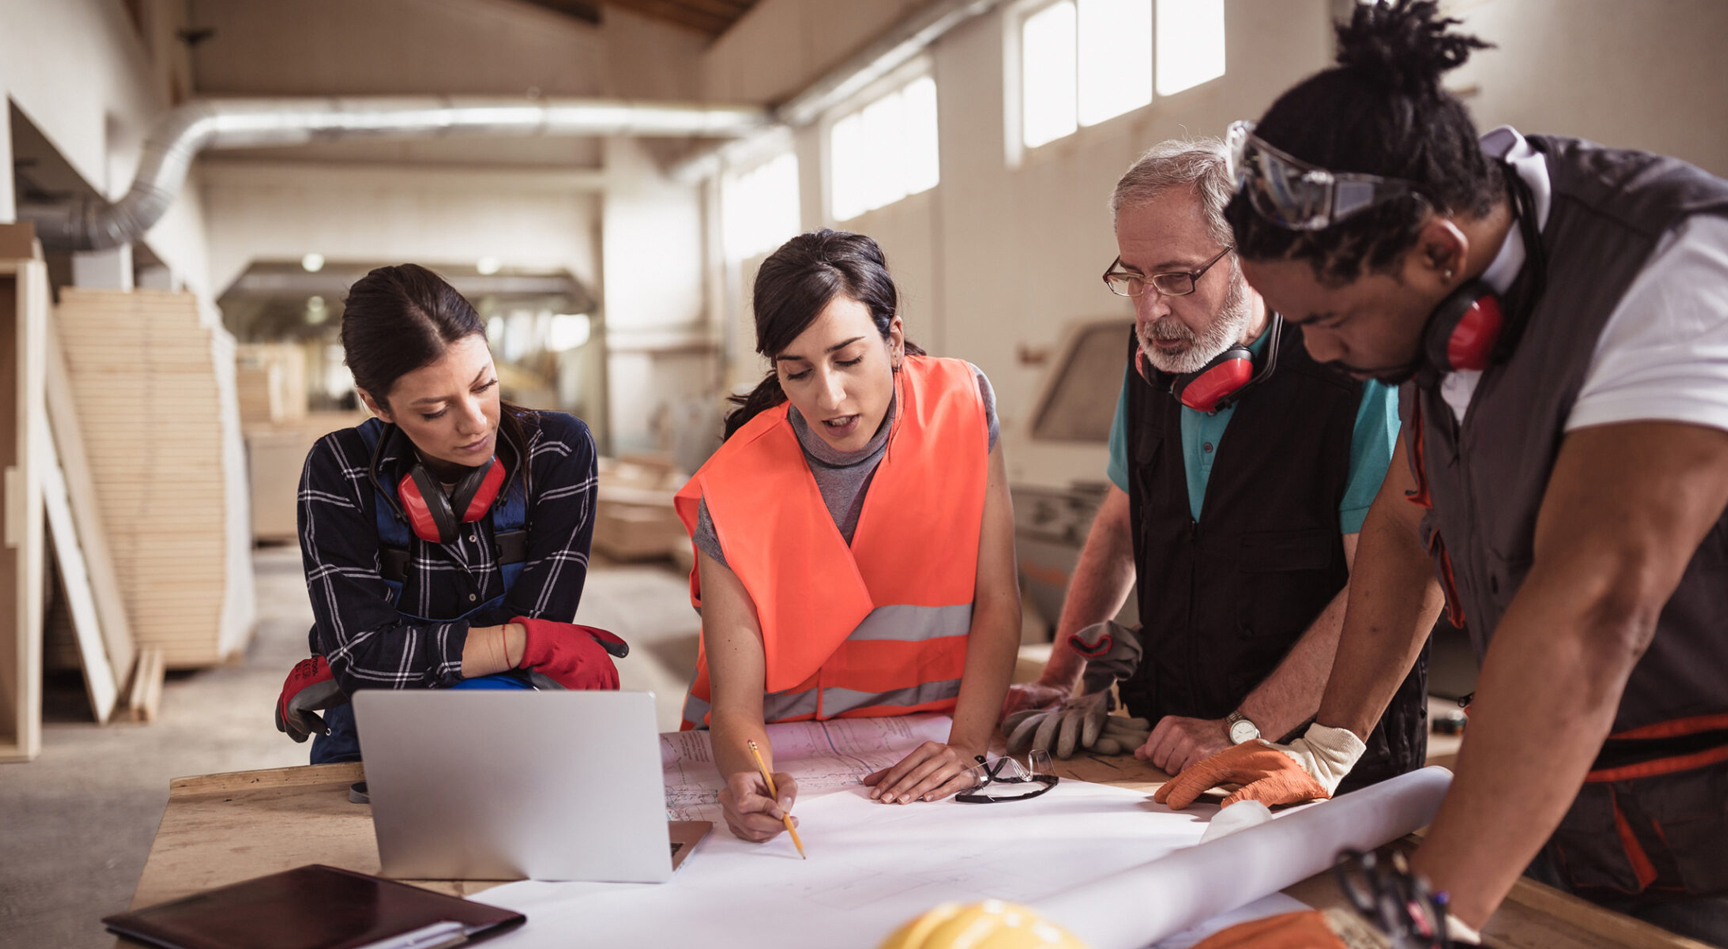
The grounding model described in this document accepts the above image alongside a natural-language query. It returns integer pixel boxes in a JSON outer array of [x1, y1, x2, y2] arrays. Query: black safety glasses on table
[[1333, 847, 1452, 949], [1226, 119, 1425, 231], [954, 750, 1059, 804]]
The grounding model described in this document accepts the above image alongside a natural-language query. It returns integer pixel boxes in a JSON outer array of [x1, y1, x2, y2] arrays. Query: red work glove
[[275, 656, 348, 743], [1153, 741, 1330, 810], [513, 616, 627, 691]]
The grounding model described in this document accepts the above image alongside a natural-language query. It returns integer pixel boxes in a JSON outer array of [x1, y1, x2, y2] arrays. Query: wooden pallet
[[55, 289, 253, 671]]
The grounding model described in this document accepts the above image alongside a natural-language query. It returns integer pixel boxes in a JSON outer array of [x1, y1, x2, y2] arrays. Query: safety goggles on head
[[1226, 120, 1423, 231], [954, 750, 1059, 804]]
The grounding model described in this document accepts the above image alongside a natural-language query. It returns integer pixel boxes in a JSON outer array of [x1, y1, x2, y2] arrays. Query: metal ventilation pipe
[[22, 96, 771, 251]]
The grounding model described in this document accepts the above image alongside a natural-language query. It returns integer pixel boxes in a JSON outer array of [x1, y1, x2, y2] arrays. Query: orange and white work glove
[[1190, 909, 1390, 949], [1190, 906, 1482, 948], [1155, 723, 1366, 809]]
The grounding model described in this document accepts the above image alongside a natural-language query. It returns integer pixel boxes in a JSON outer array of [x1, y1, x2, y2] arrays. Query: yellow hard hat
[[879, 901, 1089, 949]]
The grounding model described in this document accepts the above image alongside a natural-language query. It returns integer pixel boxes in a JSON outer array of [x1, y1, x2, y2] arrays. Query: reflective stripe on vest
[[674, 356, 988, 729]]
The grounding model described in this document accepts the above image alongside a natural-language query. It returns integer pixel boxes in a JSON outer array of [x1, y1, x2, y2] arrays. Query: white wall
[[1450, 0, 1728, 176], [704, 0, 1335, 485], [0, 0, 213, 297], [200, 162, 603, 297], [600, 138, 715, 452], [700, 0, 1728, 486], [187, 0, 712, 453], [703, 0, 933, 103], [189, 0, 607, 97]]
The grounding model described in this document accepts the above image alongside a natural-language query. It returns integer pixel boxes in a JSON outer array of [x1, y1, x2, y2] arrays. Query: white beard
[[1138, 267, 1254, 376]]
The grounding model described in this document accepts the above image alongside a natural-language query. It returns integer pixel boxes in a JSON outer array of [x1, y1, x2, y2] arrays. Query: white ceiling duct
[[22, 96, 771, 251]]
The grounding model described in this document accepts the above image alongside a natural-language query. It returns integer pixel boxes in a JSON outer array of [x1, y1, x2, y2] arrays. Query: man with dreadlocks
[[1160, 1, 1728, 942]]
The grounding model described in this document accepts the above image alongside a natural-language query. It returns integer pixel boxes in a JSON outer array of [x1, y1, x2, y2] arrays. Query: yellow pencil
[[746, 739, 806, 859]]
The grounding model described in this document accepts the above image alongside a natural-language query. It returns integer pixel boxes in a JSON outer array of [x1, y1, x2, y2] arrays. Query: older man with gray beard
[[1004, 139, 1434, 793]]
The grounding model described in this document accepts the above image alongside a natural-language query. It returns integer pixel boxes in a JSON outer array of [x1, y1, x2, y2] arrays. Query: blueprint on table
[[660, 714, 954, 822], [479, 777, 1216, 949]]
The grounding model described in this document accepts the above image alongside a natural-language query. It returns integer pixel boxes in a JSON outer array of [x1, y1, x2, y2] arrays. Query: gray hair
[[1110, 138, 1234, 247]]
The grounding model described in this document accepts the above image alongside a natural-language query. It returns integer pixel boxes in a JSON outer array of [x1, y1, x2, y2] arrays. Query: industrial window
[[1018, 0, 1223, 151], [723, 152, 801, 261], [829, 75, 940, 222]]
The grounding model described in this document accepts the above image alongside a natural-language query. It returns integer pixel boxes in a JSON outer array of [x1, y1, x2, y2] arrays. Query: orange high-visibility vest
[[674, 355, 989, 730]]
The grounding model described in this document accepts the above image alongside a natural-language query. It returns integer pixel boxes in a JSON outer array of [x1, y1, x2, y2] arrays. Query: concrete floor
[[0, 545, 700, 949]]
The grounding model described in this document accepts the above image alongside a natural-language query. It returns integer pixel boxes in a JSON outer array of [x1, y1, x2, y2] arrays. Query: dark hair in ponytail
[[1226, 0, 1501, 282], [723, 229, 926, 440], [342, 263, 530, 482]]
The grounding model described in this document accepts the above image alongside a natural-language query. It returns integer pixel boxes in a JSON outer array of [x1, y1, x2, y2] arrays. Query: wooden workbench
[[117, 757, 1708, 949]]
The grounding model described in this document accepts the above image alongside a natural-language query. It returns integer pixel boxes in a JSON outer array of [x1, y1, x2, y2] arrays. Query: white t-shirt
[[1440, 127, 1728, 434]]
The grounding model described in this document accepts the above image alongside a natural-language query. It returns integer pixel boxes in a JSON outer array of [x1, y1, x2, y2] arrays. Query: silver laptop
[[353, 690, 675, 883]]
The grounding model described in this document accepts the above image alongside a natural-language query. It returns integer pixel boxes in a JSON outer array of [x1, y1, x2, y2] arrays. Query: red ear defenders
[[398, 458, 506, 544], [1136, 314, 1283, 413], [1423, 281, 1505, 373], [1416, 160, 1546, 380]]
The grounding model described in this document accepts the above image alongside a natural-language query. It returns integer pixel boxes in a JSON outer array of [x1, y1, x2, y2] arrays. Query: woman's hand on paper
[[720, 770, 799, 842], [1136, 715, 1230, 775], [864, 741, 979, 804]]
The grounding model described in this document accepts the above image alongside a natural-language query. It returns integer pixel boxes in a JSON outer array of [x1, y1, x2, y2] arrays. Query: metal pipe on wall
[[21, 96, 771, 251]]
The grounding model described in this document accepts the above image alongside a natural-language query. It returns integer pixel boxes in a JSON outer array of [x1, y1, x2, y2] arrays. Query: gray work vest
[[1406, 135, 1728, 900]]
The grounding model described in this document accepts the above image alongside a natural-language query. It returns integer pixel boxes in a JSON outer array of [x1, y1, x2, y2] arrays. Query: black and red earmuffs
[[1416, 159, 1547, 381], [1423, 281, 1505, 373], [1137, 314, 1284, 413], [397, 459, 506, 544], [366, 424, 510, 545]]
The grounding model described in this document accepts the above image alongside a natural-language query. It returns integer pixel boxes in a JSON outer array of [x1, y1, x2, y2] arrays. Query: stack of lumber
[[55, 289, 254, 670], [244, 411, 367, 544], [593, 452, 690, 562], [235, 343, 307, 427]]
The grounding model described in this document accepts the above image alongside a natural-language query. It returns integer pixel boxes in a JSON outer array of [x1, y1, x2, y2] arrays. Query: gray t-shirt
[[693, 364, 998, 569]]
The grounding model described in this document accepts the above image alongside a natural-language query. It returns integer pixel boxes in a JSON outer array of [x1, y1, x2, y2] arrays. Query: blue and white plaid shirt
[[297, 411, 597, 692]]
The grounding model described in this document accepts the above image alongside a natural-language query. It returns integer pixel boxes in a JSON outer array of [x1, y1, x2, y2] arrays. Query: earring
[[1443, 268, 1455, 282]]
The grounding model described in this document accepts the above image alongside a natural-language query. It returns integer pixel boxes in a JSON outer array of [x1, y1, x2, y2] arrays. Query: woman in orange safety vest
[[674, 229, 1021, 844]]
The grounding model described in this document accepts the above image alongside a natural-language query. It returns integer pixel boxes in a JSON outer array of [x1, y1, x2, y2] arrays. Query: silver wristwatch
[[1225, 710, 1261, 745]]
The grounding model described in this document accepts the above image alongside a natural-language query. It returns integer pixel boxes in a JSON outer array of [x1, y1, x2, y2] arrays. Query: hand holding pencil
[[718, 745, 804, 853], [749, 740, 806, 859]]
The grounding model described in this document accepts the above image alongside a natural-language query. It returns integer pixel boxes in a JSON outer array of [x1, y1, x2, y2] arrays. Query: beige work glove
[[1003, 693, 1151, 759]]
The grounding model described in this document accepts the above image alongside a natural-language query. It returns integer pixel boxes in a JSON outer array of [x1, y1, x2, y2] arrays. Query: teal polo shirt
[[1105, 334, 1399, 532]]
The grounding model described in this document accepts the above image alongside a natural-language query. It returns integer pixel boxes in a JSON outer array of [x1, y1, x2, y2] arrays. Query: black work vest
[[1410, 136, 1728, 900], [1120, 326, 1429, 791]]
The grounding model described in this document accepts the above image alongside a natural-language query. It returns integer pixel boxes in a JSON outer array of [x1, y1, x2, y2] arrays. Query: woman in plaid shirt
[[273, 264, 625, 763]]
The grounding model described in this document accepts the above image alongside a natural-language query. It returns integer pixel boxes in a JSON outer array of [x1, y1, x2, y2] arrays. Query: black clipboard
[[104, 864, 525, 949]]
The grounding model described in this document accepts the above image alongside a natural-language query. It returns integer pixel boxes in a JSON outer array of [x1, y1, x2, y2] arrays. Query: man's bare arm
[[1316, 430, 1448, 737], [1414, 421, 1728, 926]]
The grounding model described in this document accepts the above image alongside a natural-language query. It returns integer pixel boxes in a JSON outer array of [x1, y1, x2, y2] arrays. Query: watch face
[[1229, 719, 1259, 744]]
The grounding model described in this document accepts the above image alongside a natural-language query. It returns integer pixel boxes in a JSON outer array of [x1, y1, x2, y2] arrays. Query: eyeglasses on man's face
[[1102, 245, 1233, 298]]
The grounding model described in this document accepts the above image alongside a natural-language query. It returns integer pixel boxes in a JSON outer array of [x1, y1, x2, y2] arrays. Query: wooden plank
[[119, 759, 1705, 949], [0, 258, 47, 761], [125, 646, 164, 723], [57, 288, 252, 669], [169, 762, 364, 795], [44, 320, 136, 687], [40, 440, 120, 723], [1, 271, 20, 751]]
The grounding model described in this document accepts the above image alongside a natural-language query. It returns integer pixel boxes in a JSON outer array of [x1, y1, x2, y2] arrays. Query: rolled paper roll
[[1035, 767, 1454, 949]]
